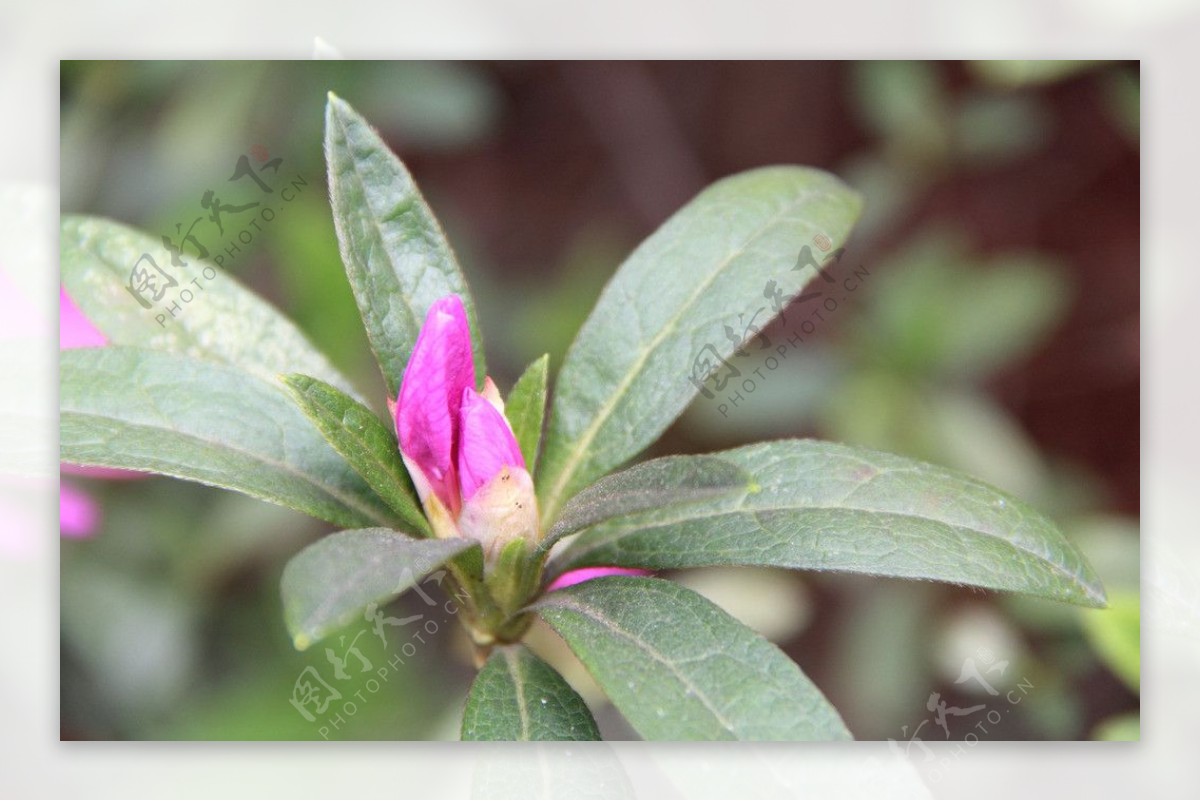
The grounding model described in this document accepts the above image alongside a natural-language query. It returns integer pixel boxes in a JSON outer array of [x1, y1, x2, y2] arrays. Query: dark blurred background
[[60, 60, 1139, 741]]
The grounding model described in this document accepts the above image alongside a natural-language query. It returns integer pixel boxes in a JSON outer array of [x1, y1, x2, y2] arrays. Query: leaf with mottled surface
[[60, 215, 360, 399], [535, 576, 851, 740], [537, 166, 862, 523], [325, 93, 484, 397], [540, 454, 750, 553], [61, 347, 396, 529], [551, 440, 1106, 607]]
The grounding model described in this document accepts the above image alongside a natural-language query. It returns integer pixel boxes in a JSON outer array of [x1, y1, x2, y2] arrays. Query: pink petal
[[60, 286, 107, 349], [60, 482, 100, 538], [395, 295, 476, 511], [456, 387, 524, 502], [480, 376, 504, 413], [457, 464, 537, 559], [547, 567, 652, 592]]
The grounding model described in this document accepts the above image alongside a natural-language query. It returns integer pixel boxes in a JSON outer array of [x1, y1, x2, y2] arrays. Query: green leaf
[[61, 346, 397, 529], [851, 61, 950, 161], [535, 577, 850, 740], [325, 93, 484, 397], [551, 440, 1106, 608], [461, 644, 600, 741], [857, 234, 1068, 380], [539, 454, 751, 554], [60, 215, 361, 400], [504, 354, 549, 473], [536, 167, 862, 522], [281, 528, 475, 649], [282, 373, 430, 537], [1081, 590, 1140, 691]]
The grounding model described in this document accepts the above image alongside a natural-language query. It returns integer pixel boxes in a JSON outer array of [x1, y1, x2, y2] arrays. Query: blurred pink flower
[[547, 567, 652, 592], [59, 483, 100, 539], [59, 286, 106, 348], [59, 286, 141, 539]]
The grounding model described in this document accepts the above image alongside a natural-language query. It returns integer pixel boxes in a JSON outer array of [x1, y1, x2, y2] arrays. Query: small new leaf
[[540, 454, 750, 554], [504, 354, 549, 473], [283, 373, 430, 537]]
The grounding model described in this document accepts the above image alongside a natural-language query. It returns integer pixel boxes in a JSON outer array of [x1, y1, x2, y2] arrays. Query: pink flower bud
[[394, 295, 538, 553], [455, 387, 535, 556], [395, 295, 476, 515], [457, 387, 525, 502]]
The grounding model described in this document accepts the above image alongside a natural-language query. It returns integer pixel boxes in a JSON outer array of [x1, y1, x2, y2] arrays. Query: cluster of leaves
[[61, 94, 1105, 741]]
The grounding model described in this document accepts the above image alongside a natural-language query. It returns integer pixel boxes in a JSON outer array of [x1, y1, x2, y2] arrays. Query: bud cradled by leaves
[[395, 295, 538, 561]]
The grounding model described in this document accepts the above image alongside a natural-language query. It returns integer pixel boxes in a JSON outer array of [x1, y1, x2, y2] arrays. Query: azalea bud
[[456, 388, 538, 557], [395, 295, 539, 560], [395, 295, 475, 516], [480, 376, 504, 413]]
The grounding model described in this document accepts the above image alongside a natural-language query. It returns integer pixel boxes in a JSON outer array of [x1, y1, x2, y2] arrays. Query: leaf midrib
[[558, 503, 1097, 601], [541, 187, 822, 522], [542, 595, 739, 738], [328, 109, 418, 398], [502, 648, 533, 740], [328, 104, 480, 394], [540, 481, 745, 554]]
